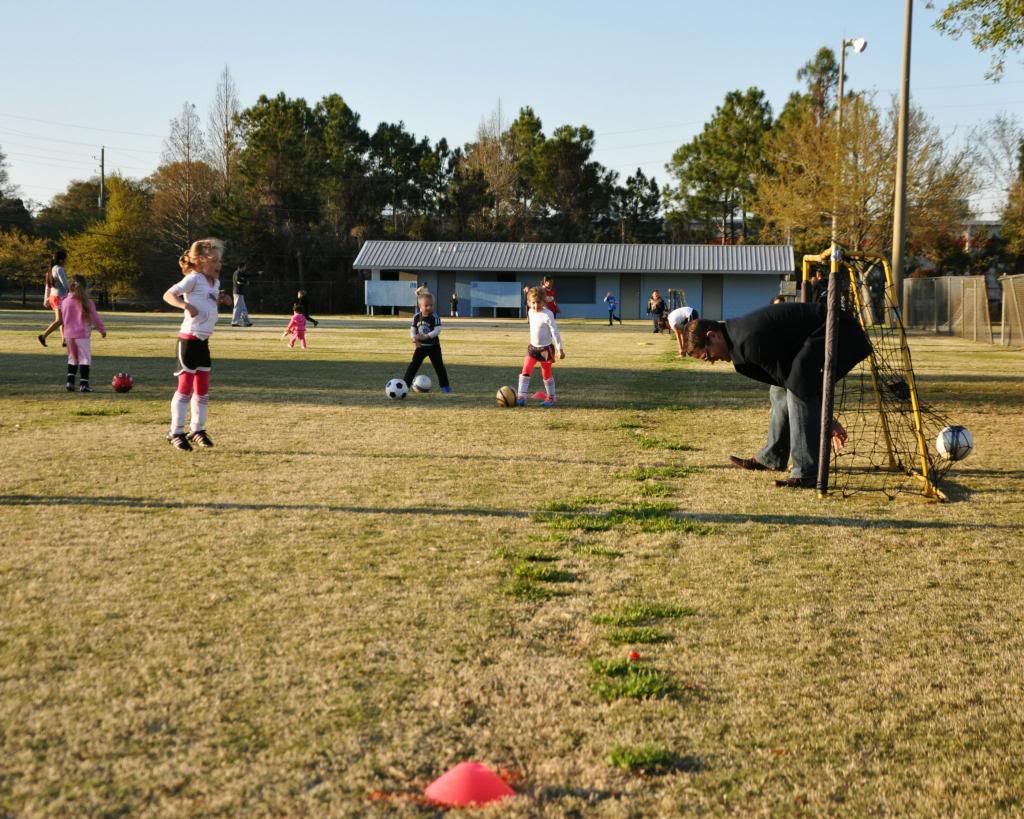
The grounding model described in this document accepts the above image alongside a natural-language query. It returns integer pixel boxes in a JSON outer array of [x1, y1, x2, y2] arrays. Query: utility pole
[[891, 0, 913, 309], [98, 146, 106, 210]]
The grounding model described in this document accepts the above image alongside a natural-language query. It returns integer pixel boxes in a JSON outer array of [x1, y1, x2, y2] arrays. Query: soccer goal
[[805, 249, 956, 501]]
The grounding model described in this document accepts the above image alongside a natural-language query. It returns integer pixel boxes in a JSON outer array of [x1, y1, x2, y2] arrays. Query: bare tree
[[151, 102, 213, 249], [970, 113, 1024, 208], [206, 65, 242, 201]]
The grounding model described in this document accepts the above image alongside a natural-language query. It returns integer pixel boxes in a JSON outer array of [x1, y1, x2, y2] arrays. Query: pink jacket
[[60, 297, 106, 339], [286, 313, 307, 335]]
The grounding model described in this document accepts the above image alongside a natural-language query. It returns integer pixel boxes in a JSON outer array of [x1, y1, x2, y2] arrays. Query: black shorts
[[527, 344, 555, 362], [175, 337, 212, 374]]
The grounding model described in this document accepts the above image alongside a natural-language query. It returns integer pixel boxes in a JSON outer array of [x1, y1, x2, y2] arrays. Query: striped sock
[[517, 374, 530, 400], [543, 377, 556, 401]]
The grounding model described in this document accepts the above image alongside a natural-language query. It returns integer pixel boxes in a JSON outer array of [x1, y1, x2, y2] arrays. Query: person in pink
[[282, 304, 308, 349], [59, 274, 107, 392]]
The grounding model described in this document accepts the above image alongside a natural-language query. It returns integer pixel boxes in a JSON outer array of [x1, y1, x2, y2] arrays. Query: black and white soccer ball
[[385, 378, 408, 400], [412, 375, 432, 393], [936, 425, 973, 461]]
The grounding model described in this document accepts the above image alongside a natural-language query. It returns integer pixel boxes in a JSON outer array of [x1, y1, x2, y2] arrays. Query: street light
[[831, 36, 868, 270]]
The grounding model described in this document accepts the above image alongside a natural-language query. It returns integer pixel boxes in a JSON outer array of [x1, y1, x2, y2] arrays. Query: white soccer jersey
[[529, 307, 562, 351], [171, 272, 221, 339], [667, 306, 696, 330]]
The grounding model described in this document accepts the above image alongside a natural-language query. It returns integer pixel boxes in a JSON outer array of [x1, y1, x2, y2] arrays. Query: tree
[[0, 230, 51, 305], [65, 176, 154, 301], [206, 65, 243, 201], [34, 179, 102, 239], [934, 0, 1024, 80], [612, 169, 662, 242], [152, 102, 214, 250], [1004, 178, 1024, 257], [666, 88, 773, 241], [0, 144, 12, 196], [317, 93, 372, 240]]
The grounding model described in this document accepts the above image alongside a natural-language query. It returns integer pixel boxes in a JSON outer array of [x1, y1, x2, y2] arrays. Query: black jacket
[[723, 303, 872, 402]]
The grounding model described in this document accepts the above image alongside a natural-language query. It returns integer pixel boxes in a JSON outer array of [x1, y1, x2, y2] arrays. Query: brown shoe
[[729, 455, 770, 471], [774, 477, 816, 489]]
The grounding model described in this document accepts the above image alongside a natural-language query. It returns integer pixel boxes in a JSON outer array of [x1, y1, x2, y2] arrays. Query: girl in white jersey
[[516, 287, 565, 407], [162, 238, 225, 451]]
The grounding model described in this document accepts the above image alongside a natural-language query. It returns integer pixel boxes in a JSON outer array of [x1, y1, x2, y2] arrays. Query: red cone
[[424, 761, 515, 807]]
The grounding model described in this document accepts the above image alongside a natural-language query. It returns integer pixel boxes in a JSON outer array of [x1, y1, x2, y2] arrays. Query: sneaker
[[78, 384, 92, 393], [189, 429, 214, 448], [38, 334, 47, 347], [230, 323, 240, 327], [541, 398, 556, 408], [516, 398, 526, 407], [66, 383, 75, 392], [243, 322, 254, 327], [167, 432, 193, 451], [440, 386, 452, 394]]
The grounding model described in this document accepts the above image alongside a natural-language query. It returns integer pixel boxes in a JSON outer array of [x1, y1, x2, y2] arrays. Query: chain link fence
[[1001, 274, 1024, 347], [902, 276, 995, 343]]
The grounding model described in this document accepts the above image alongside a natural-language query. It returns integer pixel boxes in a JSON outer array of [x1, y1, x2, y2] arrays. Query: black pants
[[404, 345, 449, 388], [607, 310, 621, 325]]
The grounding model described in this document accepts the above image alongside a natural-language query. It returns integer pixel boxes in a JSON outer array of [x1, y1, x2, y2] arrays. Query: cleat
[[66, 384, 75, 392], [167, 432, 193, 451], [541, 398, 556, 408], [38, 334, 47, 347], [440, 386, 452, 393], [78, 384, 92, 393], [189, 429, 214, 448], [515, 398, 526, 407]]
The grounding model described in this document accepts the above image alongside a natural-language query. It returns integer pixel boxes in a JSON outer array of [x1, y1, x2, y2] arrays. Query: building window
[[380, 270, 399, 281], [554, 276, 596, 303]]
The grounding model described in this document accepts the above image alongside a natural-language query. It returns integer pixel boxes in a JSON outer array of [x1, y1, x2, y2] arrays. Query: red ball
[[627, 650, 641, 662], [111, 372, 134, 393]]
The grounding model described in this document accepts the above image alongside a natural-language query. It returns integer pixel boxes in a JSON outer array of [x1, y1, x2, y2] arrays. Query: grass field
[[2, 308, 1022, 817]]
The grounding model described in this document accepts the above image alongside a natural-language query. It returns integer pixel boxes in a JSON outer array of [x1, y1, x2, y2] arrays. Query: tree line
[[2, 42, 1024, 311]]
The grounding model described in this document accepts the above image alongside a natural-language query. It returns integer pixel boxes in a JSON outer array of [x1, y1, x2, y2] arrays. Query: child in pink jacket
[[283, 304, 308, 349], [59, 274, 107, 392]]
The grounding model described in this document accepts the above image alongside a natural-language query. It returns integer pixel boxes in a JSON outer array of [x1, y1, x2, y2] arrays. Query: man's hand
[[559, 349, 565, 360], [831, 419, 848, 450]]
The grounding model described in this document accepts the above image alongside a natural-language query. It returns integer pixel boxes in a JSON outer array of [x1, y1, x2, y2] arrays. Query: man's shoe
[[774, 477, 816, 489], [243, 322, 254, 327], [189, 429, 214, 448], [729, 455, 771, 471], [167, 432, 193, 451], [230, 323, 241, 327]]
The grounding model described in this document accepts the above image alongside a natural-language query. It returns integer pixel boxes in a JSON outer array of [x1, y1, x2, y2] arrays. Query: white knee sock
[[517, 374, 530, 400], [191, 393, 209, 433], [170, 392, 190, 435], [543, 377, 556, 400]]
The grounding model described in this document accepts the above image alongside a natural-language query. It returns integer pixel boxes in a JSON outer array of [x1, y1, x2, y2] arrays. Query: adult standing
[[231, 262, 253, 327], [684, 302, 871, 488], [450, 290, 459, 318], [647, 290, 667, 333], [37, 249, 69, 347]]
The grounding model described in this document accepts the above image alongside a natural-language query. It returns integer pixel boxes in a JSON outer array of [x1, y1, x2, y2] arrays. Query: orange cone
[[424, 761, 515, 807]]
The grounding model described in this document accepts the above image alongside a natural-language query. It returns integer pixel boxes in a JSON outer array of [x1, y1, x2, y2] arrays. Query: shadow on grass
[[687, 510, 1020, 531], [0, 494, 529, 518]]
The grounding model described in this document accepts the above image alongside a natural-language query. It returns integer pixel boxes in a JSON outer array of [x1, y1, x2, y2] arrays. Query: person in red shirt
[[541, 276, 560, 316]]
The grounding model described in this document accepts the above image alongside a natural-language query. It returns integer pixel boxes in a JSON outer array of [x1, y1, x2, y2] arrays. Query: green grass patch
[[638, 481, 671, 497], [503, 578, 562, 601], [512, 563, 576, 583], [608, 743, 702, 774], [495, 546, 559, 562], [540, 496, 611, 513], [70, 407, 131, 417], [593, 602, 697, 627], [569, 543, 624, 558], [537, 501, 710, 534], [590, 658, 677, 701], [605, 626, 672, 645], [628, 465, 693, 481], [635, 434, 697, 452]]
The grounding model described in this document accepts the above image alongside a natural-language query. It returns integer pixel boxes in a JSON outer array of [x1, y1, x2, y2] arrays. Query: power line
[[0, 112, 163, 139], [0, 125, 162, 156]]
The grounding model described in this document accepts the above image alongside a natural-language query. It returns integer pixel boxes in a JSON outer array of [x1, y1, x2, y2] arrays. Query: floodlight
[[849, 37, 867, 54]]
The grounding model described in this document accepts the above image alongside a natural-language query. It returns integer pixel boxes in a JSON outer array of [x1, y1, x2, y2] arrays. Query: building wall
[[722, 274, 782, 318]]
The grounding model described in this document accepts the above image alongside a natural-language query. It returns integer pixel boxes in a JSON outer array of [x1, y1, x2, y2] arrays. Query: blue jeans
[[756, 385, 822, 480]]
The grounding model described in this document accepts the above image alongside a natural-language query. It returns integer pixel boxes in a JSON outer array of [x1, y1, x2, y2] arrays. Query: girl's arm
[[90, 301, 107, 338], [548, 315, 565, 359], [163, 286, 197, 317]]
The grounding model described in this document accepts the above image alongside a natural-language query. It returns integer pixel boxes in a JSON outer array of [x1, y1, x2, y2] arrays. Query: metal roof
[[353, 240, 794, 275]]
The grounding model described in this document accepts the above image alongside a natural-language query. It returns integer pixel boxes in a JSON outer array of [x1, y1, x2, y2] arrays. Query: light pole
[[819, 35, 867, 497]]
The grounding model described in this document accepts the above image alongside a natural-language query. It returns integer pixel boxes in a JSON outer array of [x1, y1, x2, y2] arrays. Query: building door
[[620, 274, 641, 319], [701, 274, 723, 320]]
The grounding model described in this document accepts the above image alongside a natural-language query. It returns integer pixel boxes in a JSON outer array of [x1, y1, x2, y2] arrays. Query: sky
[[3, 0, 1023, 218]]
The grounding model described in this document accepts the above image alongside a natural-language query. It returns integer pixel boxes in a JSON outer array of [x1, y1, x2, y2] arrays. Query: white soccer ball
[[936, 425, 973, 461], [385, 378, 408, 400], [412, 375, 432, 393]]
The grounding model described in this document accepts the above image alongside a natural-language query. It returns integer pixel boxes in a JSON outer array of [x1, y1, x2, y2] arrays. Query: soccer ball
[[936, 425, 973, 461], [385, 378, 408, 400], [111, 372, 133, 393], [412, 375, 432, 393], [496, 385, 517, 407]]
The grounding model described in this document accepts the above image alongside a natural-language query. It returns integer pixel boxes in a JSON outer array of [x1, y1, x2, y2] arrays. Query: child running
[[59, 274, 107, 392], [37, 249, 69, 347], [403, 291, 451, 393], [162, 238, 225, 451], [283, 304, 308, 349], [517, 287, 565, 407]]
